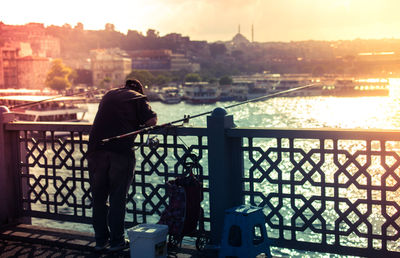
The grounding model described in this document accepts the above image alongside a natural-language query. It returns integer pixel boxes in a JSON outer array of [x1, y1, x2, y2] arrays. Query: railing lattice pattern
[[18, 129, 210, 231], [243, 136, 400, 254]]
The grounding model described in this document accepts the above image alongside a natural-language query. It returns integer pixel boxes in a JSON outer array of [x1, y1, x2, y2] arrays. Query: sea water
[[88, 95, 400, 130]]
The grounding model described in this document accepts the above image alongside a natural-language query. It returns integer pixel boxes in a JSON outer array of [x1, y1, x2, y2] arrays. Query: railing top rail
[[7, 121, 400, 140], [227, 127, 400, 140], [5, 121, 92, 132], [5, 121, 208, 136]]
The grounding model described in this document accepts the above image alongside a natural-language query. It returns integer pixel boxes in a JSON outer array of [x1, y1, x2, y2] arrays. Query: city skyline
[[2, 0, 400, 42]]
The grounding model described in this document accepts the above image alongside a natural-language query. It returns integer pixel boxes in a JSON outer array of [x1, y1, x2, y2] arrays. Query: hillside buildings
[[0, 22, 60, 58], [2, 21, 400, 90], [129, 49, 200, 72], [0, 22, 58, 89]]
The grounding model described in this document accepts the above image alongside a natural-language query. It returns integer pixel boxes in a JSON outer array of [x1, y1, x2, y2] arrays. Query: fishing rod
[[7, 88, 104, 110], [101, 82, 320, 143], [8, 87, 149, 110]]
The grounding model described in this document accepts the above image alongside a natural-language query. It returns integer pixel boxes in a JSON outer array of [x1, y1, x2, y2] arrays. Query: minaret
[[238, 24, 241, 34], [251, 24, 254, 42]]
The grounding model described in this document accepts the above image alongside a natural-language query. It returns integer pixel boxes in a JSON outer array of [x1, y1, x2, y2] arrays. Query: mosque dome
[[232, 33, 250, 45]]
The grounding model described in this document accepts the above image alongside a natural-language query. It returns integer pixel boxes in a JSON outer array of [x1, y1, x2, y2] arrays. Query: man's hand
[[145, 116, 157, 127]]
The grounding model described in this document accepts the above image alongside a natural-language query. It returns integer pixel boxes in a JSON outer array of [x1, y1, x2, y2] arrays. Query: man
[[87, 79, 157, 252]]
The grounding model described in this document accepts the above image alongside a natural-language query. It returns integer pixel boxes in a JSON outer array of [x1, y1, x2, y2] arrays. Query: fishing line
[[101, 83, 319, 143], [177, 135, 190, 150]]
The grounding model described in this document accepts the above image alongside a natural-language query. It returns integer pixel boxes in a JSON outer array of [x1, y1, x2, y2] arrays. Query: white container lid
[[128, 224, 169, 239]]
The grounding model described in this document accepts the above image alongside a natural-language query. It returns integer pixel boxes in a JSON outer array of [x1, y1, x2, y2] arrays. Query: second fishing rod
[[101, 82, 320, 143]]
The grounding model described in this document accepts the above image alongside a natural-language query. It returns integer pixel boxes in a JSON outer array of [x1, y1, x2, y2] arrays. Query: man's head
[[125, 79, 144, 94]]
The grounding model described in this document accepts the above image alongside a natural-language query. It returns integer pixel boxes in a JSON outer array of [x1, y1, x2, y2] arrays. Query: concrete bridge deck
[[0, 224, 221, 258]]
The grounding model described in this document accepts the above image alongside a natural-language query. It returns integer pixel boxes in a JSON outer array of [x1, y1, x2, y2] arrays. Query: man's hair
[[125, 79, 144, 94]]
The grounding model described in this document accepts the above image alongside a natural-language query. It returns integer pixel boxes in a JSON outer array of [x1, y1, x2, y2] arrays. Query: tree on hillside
[[126, 70, 155, 87], [184, 73, 201, 82], [219, 76, 233, 85], [154, 74, 170, 86], [45, 59, 75, 92]]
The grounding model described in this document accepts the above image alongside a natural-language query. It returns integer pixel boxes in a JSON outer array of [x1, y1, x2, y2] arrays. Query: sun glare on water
[[310, 78, 400, 129]]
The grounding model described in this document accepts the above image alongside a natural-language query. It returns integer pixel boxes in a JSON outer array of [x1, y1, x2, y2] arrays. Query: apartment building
[[90, 48, 132, 87], [0, 47, 19, 89], [130, 50, 171, 70], [170, 53, 200, 72], [18, 56, 50, 89]]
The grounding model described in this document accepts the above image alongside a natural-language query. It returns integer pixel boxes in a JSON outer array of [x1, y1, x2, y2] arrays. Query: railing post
[[207, 107, 243, 245], [0, 106, 19, 226]]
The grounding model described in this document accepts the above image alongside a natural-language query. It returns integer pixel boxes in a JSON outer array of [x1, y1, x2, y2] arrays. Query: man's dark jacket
[[88, 87, 156, 154]]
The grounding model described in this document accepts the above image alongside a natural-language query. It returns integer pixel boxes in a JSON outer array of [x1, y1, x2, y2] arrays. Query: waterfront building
[[90, 48, 132, 88], [0, 45, 51, 89], [0, 46, 19, 89], [0, 23, 61, 89], [17, 56, 50, 89]]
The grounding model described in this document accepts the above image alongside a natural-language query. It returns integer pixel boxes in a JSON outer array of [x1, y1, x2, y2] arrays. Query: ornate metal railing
[[228, 128, 400, 257], [5, 122, 210, 231], [3, 117, 400, 257]]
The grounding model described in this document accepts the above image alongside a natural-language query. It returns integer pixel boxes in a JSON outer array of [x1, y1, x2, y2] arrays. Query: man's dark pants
[[87, 150, 134, 246]]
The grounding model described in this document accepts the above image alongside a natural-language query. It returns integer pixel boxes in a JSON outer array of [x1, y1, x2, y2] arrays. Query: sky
[[2, 0, 400, 42]]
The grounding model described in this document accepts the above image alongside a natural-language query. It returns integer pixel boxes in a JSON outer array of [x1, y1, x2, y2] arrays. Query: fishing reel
[[133, 133, 159, 150], [145, 134, 159, 150]]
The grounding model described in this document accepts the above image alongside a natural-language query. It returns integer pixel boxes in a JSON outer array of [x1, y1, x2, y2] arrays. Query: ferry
[[183, 82, 221, 104], [0, 88, 56, 96], [332, 78, 390, 97], [255, 78, 280, 94], [219, 84, 235, 102], [230, 82, 249, 101], [247, 82, 269, 100], [0, 95, 88, 122], [158, 86, 182, 104], [144, 87, 161, 101]]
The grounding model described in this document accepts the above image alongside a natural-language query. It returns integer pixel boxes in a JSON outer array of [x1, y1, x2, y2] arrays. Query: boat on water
[[270, 78, 320, 97], [332, 78, 390, 97], [230, 82, 249, 101], [183, 82, 221, 104], [144, 87, 161, 101], [0, 88, 56, 96], [0, 95, 88, 122], [158, 86, 182, 104], [219, 84, 235, 102]]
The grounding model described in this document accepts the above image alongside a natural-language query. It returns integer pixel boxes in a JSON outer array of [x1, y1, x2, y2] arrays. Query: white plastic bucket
[[127, 223, 169, 258]]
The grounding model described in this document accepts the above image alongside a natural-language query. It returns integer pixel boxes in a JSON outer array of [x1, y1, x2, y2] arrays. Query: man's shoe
[[94, 241, 109, 252], [109, 240, 129, 252]]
